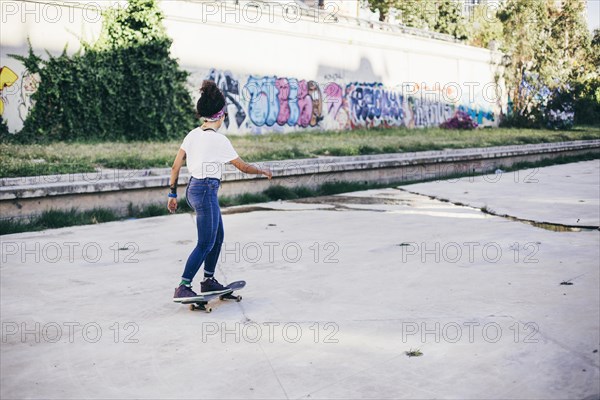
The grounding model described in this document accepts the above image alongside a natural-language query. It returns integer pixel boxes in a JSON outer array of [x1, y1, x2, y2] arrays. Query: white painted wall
[[1, 0, 506, 135]]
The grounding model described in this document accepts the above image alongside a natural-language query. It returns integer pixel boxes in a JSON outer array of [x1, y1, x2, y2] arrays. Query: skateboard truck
[[181, 280, 246, 313], [188, 292, 242, 313]]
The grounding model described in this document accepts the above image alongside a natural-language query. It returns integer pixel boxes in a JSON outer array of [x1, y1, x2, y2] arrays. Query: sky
[[588, 0, 599, 31]]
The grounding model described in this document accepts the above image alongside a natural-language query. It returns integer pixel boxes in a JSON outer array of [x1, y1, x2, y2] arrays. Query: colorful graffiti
[[346, 82, 407, 128], [245, 76, 324, 128], [0, 66, 19, 116], [235, 74, 495, 133], [458, 105, 495, 126], [322, 82, 350, 130], [2, 64, 496, 133], [1, 65, 40, 132], [206, 69, 246, 129], [409, 97, 455, 128], [342, 83, 495, 129], [18, 70, 39, 121]]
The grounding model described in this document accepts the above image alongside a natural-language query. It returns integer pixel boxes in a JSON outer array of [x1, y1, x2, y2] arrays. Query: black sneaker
[[173, 284, 203, 302], [201, 277, 230, 295]]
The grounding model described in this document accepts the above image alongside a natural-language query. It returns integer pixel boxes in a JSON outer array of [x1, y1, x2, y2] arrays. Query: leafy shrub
[[263, 185, 299, 200], [542, 86, 576, 130], [0, 116, 9, 138], [571, 78, 600, 126], [10, 0, 195, 142]]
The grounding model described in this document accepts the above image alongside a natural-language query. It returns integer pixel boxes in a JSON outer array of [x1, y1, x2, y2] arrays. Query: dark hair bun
[[197, 80, 226, 118]]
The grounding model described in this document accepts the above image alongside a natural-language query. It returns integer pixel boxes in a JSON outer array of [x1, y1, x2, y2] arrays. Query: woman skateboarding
[[169, 80, 272, 302]]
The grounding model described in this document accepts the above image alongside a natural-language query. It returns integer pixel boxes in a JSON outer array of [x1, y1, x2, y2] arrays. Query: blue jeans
[[181, 177, 224, 281]]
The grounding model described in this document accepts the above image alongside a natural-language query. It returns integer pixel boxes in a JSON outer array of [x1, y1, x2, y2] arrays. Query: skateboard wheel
[[236, 296, 242, 302], [189, 304, 196, 311], [205, 307, 212, 313]]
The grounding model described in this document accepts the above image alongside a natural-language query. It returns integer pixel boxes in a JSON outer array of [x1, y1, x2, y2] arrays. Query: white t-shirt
[[180, 128, 239, 179]]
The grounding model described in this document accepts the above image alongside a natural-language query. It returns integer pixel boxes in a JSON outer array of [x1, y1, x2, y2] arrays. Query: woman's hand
[[262, 168, 273, 180], [168, 197, 178, 213], [231, 157, 273, 180]]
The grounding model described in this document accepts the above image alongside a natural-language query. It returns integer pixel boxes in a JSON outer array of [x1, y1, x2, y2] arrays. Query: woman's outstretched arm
[[167, 149, 186, 213], [230, 157, 272, 180]]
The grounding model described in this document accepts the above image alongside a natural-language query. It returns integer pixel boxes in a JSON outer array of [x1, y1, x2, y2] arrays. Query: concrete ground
[[401, 160, 600, 227], [1, 161, 599, 400]]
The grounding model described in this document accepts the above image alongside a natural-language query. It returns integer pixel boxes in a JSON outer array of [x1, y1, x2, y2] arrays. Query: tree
[[548, 0, 591, 84], [368, 0, 398, 22], [93, 0, 168, 50], [592, 29, 600, 69], [569, 28, 600, 125], [468, 2, 503, 49], [369, 0, 469, 40], [394, 0, 432, 29], [431, 0, 469, 40], [497, 0, 596, 126], [497, 0, 556, 125]]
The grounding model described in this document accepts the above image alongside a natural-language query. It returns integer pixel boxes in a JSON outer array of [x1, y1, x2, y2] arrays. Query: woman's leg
[[203, 213, 224, 277], [181, 192, 220, 281]]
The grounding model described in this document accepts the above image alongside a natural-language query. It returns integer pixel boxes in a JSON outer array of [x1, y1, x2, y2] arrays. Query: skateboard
[[181, 280, 246, 313]]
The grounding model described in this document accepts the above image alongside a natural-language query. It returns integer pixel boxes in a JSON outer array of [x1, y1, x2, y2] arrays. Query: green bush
[[573, 78, 600, 126], [0, 116, 9, 138], [10, 0, 195, 142], [263, 185, 299, 200], [0, 208, 119, 235]]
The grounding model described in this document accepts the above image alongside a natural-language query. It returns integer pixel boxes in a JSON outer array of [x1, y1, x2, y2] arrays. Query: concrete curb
[[1, 140, 599, 220]]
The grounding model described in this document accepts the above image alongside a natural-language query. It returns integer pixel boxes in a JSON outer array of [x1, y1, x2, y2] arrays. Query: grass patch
[[219, 193, 271, 207], [0, 208, 120, 235], [2, 126, 599, 178], [405, 348, 423, 357], [0, 198, 194, 235], [264, 185, 300, 200]]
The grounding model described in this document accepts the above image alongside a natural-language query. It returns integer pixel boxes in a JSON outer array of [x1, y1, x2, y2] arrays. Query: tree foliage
[[467, 3, 503, 49], [393, 0, 432, 29], [497, 0, 595, 127], [496, 0, 554, 125], [10, 0, 195, 142], [570, 28, 600, 125], [0, 116, 9, 137], [93, 0, 168, 50], [368, 0, 398, 22], [370, 0, 469, 40], [431, 0, 468, 40]]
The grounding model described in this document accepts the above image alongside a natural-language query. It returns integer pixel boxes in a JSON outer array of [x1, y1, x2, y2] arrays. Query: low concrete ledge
[[1, 140, 599, 220]]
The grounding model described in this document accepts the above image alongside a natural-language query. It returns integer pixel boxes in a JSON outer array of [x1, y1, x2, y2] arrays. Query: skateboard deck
[[181, 280, 246, 313]]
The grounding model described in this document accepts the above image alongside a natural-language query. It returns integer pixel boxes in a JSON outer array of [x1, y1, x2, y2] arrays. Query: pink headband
[[205, 108, 225, 122]]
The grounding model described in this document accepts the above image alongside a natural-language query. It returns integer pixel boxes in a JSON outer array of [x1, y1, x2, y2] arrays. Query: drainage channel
[[220, 195, 414, 215], [396, 188, 599, 233]]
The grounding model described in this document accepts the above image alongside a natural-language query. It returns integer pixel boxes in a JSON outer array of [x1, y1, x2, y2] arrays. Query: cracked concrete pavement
[[1, 161, 599, 399]]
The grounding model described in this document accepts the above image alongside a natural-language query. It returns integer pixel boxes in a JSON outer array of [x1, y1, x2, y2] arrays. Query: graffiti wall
[[1, 62, 496, 134], [1, 0, 502, 134], [187, 68, 496, 135]]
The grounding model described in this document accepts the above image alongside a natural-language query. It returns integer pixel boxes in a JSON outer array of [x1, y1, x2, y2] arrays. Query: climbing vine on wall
[[9, 0, 195, 142]]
